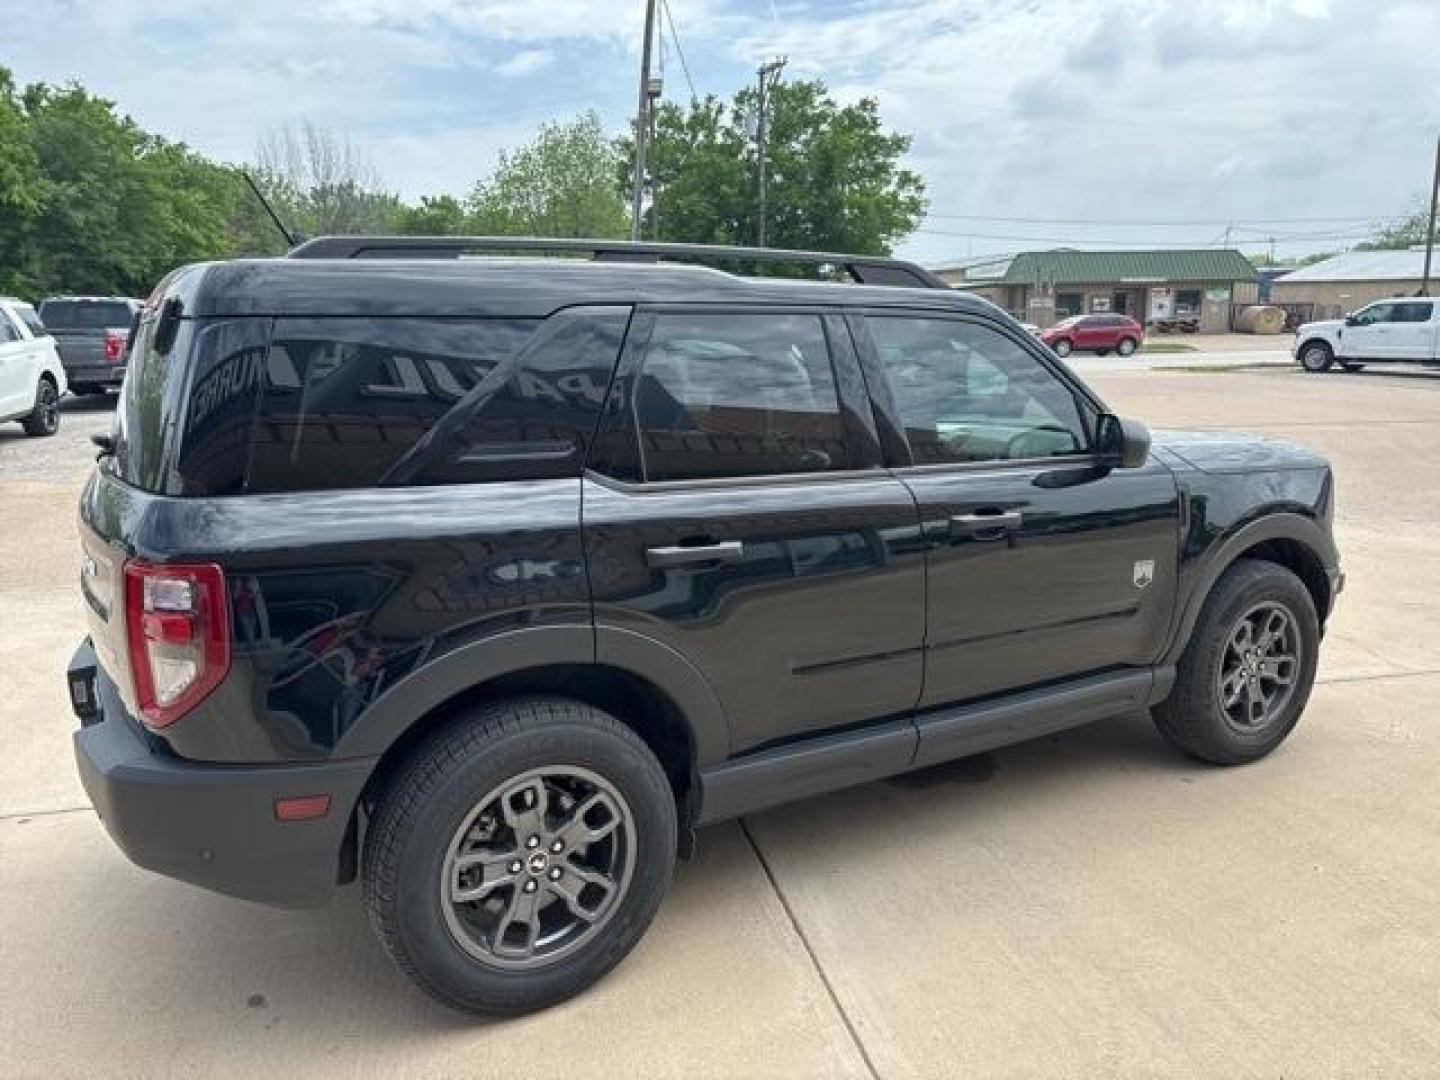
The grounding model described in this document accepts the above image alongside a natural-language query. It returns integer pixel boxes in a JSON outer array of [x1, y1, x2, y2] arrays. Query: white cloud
[[494, 49, 555, 77]]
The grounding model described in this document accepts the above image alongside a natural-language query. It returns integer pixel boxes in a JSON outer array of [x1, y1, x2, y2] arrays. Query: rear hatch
[[39, 299, 136, 369]]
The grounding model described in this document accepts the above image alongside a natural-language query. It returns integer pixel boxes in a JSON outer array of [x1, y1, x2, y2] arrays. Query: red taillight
[[105, 329, 125, 362], [123, 561, 230, 728]]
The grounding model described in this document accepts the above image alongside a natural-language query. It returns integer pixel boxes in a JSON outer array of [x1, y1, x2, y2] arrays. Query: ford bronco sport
[[69, 238, 1341, 1016]]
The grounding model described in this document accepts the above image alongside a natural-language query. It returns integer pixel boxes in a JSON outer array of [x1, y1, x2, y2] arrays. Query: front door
[[1341, 301, 1398, 359], [854, 312, 1181, 710], [583, 308, 926, 755]]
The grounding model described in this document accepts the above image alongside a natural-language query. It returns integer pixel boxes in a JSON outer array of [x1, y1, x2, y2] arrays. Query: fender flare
[[1161, 511, 1337, 666], [331, 623, 730, 767]]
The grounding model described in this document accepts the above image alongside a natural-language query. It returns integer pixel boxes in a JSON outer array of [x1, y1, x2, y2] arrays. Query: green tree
[[469, 112, 628, 238], [627, 79, 927, 256], [397, 194, 472, 235], [1358, 199, 1435, 251]]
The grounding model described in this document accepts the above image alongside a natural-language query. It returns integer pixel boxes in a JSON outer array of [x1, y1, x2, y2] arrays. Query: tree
[[469, 113, 628, 238], [1357, 199, 1435, 251], [252, 122, 402, 240], [0, 68, 238, 297], [626, 78, 927, 256], [397, 194, 471, 235]]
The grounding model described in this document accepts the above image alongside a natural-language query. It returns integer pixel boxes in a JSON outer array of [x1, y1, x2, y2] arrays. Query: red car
[[1042, 314, 1144, 358]]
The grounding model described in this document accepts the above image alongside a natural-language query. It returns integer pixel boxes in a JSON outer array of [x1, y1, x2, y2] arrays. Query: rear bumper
[[62, 364, 125, 386], [68, 640, 375, 907]]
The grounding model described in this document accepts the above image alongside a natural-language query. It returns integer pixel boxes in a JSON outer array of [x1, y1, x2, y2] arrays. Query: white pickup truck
[[1295, 296, 1440, 372]]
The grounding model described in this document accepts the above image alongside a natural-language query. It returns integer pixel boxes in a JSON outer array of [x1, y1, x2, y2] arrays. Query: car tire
[[1117, 337, 1138, 357], [363, 696, 677, 1017], [1051, 339, 1073, 357], [1154, 559, 1319, 766], [1299, 341, 1334, 372], [21, 377, 60, 437]]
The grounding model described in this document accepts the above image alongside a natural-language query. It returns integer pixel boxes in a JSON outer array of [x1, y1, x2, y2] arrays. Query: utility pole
[[1422, 133, 1440, 297], [755, 56, 787, 248], [629, 0, 658, 241]]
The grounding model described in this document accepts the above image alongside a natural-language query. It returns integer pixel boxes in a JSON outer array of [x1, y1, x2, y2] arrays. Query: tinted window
[[1395, 302, 1434, 323], [633, 312, 846, 481], [12, 304, 49, 338], [1352, 303, 1395, 326], [246, 318, 538, 493], [114, 312, 185, 493], [868, 317, 1091, 465], [38, 300, 134, 330]]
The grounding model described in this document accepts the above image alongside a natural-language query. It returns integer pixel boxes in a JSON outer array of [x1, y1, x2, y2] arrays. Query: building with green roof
[[931, 249, 1260, 332]]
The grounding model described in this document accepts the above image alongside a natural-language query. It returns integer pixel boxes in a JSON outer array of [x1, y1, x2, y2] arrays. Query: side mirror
[[1344, 314, 1358, 326], [1097, 414, 1151, 469]]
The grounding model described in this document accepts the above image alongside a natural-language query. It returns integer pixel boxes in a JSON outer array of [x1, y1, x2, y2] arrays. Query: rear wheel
[[1051, 338, 1073, 357], [21, 377, 59, 437], [363, 697, 677, 1016], [1299, 341, 1334, 373], [1154, 560, 1319, 765], [1117, 337, 1138, 357]]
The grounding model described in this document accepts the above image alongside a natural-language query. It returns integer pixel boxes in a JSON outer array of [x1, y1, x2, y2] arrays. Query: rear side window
[[246, 318, 539, 493], [1396, 302, 1434, 323], [12, 304, 49, 337], [631, 312, 847, 481], [38, 300, 134, 330]]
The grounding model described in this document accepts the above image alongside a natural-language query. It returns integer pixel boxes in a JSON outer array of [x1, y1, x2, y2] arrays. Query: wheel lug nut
[[523, 880, 537, 893], [550, 839, 564, 853], [525, 836, 540, 849], [508, 860, 522, 874], [549, 867, 563, 880]]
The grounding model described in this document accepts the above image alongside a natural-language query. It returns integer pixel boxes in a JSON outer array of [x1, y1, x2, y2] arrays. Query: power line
[[914, 227, 1378, 247], [921, 211, 1408, 226], [662, 0, 699, 102]]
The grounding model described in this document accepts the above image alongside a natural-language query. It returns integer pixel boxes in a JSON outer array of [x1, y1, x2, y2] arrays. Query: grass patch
[[1140, 342, 1199, 354]]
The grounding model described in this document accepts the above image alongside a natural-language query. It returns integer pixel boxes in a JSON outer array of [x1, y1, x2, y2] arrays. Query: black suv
[[69, 238, 1341, 1016]]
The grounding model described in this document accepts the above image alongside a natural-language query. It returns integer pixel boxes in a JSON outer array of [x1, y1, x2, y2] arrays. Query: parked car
[[1042, 313, 1145, 357], [1294, 297, 1440, 372], [68, 238, 1341, 1017], [0, 296, 67, 436], [37, 296, 143, 395]]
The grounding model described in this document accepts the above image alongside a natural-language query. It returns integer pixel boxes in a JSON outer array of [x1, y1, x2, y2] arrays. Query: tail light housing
[[105, 329, 126, 362], [123, 561, 230, 728]]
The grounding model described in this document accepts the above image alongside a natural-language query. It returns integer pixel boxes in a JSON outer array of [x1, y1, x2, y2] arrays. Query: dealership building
[[933, 249, 1261, 332]]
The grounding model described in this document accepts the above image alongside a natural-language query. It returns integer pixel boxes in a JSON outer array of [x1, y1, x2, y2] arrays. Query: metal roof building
[[1270, 250, 1433, 317]]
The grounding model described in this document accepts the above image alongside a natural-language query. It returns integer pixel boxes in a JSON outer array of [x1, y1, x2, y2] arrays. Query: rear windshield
[[112, 312, 184, 493], [39, 300, 133, 330]]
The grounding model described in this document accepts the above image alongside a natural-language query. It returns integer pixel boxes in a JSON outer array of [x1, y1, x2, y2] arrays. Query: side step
[[695, 667, 1170, 825]]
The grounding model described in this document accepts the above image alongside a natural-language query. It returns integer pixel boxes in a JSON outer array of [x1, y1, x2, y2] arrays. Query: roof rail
[[285, 235, 949, 290]]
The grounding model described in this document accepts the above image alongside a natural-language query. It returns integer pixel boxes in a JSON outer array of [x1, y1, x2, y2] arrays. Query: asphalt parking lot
[[3, 366, 1438, 1078]]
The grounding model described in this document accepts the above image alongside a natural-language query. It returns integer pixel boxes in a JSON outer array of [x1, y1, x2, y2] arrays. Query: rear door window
[[245, 318, 539, 493], [630, 312, 848, 481], [38, 300, 134, 330]]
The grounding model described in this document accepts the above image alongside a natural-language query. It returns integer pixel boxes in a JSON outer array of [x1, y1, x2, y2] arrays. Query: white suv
[[0, 297, 68, 437]]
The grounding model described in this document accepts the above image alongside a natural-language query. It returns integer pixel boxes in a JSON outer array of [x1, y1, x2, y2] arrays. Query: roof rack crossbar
[[285, 236, 948, 290]]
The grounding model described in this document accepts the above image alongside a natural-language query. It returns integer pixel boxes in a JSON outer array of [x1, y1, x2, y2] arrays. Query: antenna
[[241, 170, 301, 249]]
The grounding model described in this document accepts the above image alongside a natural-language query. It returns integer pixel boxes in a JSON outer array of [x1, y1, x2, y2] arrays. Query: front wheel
[[21, 378, 59, 437], [1116, 337, 1138, 357], [1154, 560, 1319, 765], [363, 697, 677, 1016], [1051, 338, 1073, 357], [1299, 341, 1334, 373]]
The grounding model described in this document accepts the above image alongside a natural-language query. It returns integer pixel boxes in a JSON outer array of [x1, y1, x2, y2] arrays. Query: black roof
[[168, 257, 996, 321]]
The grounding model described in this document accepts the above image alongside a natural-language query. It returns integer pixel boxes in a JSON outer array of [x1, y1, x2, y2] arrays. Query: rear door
[[583, 307, 926, 754], [1389, 300, 1436, 360], [852, 310, 1181, 711]]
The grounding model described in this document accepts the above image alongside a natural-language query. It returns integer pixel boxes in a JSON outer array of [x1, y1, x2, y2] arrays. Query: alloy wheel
[[37, 383, 59, 433], [440, 766, 636, 970], [1216, 601, 1300, 732]]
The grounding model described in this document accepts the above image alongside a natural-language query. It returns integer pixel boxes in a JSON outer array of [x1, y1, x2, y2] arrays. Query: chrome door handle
[[645, 541, 745, 569], [950, 510, 1023, 540]]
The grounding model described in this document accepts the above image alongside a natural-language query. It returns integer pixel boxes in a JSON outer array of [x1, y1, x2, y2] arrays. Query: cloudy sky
[[6, 0, 1437, 264]]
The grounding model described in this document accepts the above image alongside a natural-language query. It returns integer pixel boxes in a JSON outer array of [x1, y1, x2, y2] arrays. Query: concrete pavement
[[2, 368, 1438, 1077]]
